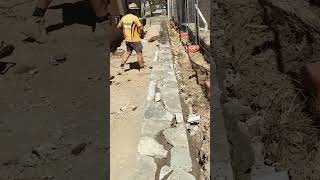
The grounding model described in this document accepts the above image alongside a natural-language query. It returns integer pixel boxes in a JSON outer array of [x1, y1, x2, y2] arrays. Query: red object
[[180, 32, 189, 39], [185, 45, 200, 53], [205, 81, 210, 98]]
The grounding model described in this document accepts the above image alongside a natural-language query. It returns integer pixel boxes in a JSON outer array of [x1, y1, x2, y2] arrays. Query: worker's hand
[[139, 30, 145, 39]]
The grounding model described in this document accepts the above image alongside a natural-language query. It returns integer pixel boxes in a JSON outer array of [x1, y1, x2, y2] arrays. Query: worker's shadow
[[125, 62, 141, 72], [46, 0, 97, 33]]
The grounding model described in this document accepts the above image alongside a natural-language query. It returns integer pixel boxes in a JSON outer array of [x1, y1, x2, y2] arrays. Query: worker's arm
[[116, 20, 123, 29], [134, 17, 144, 35]]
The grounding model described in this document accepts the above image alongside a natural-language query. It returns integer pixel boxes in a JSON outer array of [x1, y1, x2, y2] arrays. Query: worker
[[117, 3, 145, 73], [23, 0, 110, 42]]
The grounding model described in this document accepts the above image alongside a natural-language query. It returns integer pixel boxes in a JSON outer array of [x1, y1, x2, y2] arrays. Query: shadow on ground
[[124, 62, 140, 72], [47, 0, 97, 33]]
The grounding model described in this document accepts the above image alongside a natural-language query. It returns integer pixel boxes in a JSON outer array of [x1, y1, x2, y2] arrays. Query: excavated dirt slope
[[168, 25, 210, 180], [212, 0, 320, 179]]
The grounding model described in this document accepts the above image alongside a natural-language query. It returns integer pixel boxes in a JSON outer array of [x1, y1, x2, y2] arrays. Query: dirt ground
[[168, 24, 210, 180], [0, 0, 108, 179], [109, 23, 160, 180], [212, 0, 320, 179]]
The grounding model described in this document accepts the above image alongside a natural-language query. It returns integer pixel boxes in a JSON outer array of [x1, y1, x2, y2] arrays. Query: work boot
[[22, 16, 47, 43]]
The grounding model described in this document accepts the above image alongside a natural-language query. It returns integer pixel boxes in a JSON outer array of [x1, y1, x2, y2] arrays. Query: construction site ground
[[110, 21, 161, 180], [110, 17, 210, 180]]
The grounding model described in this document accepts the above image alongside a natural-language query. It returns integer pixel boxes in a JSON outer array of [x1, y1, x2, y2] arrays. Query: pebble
[[132, 106, 138, 111], [187, 114, 200, 124]]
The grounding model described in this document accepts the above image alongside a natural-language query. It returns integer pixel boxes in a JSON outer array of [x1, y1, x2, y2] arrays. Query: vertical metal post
[[195, 0, 199, 44], [167, 0, 171, 20]]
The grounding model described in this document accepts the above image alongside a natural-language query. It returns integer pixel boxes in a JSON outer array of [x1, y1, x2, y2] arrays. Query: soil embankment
[[212, 0, 320, 179]]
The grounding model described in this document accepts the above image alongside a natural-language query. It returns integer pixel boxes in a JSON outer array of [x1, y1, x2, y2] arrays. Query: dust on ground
[[212, 0, 320, 179]]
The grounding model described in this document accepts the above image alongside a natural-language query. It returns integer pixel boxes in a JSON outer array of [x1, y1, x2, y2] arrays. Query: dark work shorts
[[126, 41, 143, 53]]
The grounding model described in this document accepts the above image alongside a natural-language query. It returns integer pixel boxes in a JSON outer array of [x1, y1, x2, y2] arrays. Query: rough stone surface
[[141, 120, 172, 138], [135, 21, 193, 179], [167, 169, 195, 180], [175, 113, 184, 123], [155, 92, 161, 102], [144, 102, 174, 121], [163, 125, 189, 147], [160, 165, 173, 180], [138, 137, 168, 158], [170, 146, 193, 172], [134, 155, 157, 180]]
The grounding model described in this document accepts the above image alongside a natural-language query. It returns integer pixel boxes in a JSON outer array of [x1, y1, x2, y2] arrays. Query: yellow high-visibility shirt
[[118, 14, 142, 42]]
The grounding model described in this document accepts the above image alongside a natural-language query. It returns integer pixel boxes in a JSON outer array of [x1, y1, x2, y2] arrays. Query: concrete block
[[163, 125, 189, 148], [170, 146, 193, 172], [144, 102, 174, 121], [175, 113, 184, 123], [138, 137, 168, 158], [134, 155, 157, 180], [167, 169, 195, 180], [160, 166, 173, 180], [141, 120, 172, 138]]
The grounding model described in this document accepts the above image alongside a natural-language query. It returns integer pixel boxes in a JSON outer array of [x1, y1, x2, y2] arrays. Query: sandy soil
[[0, 0, 108, 179], [110, 23, 160, 180]]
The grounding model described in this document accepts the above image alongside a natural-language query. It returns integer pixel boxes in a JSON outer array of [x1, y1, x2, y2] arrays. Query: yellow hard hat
[[128, 3, 140, 10]]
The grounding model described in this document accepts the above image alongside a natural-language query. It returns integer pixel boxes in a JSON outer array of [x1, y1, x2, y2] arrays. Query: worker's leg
[[134, 42, 145, 69], [23, 0, 53, 42], [121, 51, 132, 66], [137, 52, 144, 68], [121, 43, 133, 67]]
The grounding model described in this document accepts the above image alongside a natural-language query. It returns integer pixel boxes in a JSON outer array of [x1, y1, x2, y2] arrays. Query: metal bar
[[195, 3, 208, 31]]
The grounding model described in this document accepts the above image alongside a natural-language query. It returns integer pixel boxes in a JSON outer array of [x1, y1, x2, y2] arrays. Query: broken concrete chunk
[[187, 114, 200, 124], [160, 166, 173, 180], [175, 113, 184, 123], [163, 125, 189, 147], [167, 169, 195, 180], [138, 137, 167, 158], [155, 92, 161, 102], [170, 146, 193, 172], [134, 155, 157, 180]]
